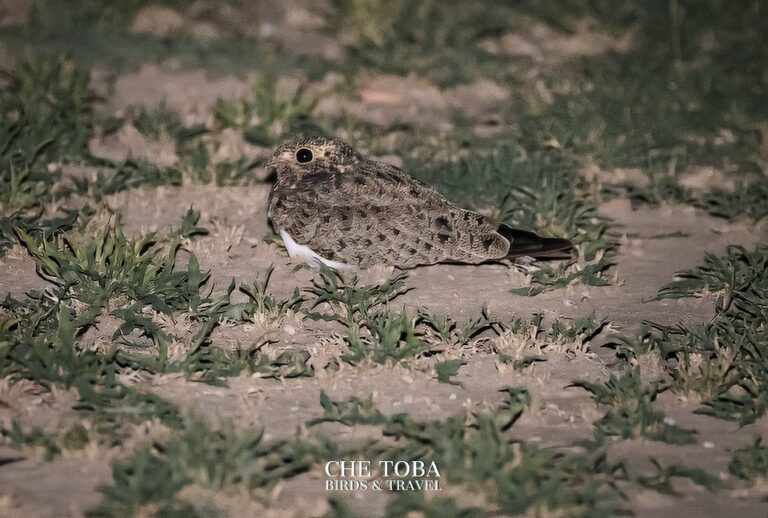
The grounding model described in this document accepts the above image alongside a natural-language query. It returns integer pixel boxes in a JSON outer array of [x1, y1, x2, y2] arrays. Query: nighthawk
[[266, 137, 571, 270]]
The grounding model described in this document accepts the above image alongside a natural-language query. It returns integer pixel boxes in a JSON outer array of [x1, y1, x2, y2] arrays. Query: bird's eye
[[295, 148, 314, 164]]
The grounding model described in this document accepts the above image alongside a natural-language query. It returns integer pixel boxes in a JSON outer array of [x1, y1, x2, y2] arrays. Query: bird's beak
[[263, 156, 277, 179]]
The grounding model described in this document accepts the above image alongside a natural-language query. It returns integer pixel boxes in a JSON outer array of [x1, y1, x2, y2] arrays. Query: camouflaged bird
[[266, 137, 571, 270]]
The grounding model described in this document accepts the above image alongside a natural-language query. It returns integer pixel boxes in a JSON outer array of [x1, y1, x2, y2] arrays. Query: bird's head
[[265, 137, 362, 181]]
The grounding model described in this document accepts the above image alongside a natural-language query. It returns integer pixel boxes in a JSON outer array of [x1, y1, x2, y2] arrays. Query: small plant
[[308, 272, 503, 368], [0, 208, 80, 256], [310, 390, 388, 427], [489, 312, 606, 370], [214, 75, 322, 146], [696, 183, 768, 222], [226, 265, 303, 322], [1, 54, 95, 164], [573, 366, 697, 444], [15, 220, 210, 317], [127, 106, 206, 143], [729, 438, 768, 482], [174, 141, 260, 186], [500, 186, 615, 295], [307, 266, 407, 328], [343, 309, 427, 365], [0, 420, 88, 461], [324, 0, 514, 85], [654, 245, 768, 310], [64, 159, 183, 200], [419, 308, 492, 349], [88, 419, 331, 517], [434, 359, 465, 386]]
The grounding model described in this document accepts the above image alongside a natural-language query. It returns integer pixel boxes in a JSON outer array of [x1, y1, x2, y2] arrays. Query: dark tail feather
[[498, 223, 572, 260]]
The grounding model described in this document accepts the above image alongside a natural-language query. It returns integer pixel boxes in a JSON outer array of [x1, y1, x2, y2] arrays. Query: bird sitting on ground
[[266, 136, 571, 270]]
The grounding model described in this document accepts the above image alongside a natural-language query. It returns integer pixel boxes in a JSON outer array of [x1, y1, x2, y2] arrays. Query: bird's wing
[[269, 160, 508, 268]]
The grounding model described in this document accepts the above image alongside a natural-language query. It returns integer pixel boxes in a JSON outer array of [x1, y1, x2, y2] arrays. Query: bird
[[265, 136, 571, 270]]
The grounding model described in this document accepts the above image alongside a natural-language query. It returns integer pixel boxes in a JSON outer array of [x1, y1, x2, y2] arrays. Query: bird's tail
[[498, 223, 572, 260]]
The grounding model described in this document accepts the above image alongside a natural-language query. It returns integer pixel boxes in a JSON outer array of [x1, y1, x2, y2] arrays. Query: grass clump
[[0, 54, 96, 254], [653, 244, 767, 312], [183, 338, 314, 385], [307, 268, 607, 372], [573, 366, 697, 444], [87, 419, 331, 518], [310, 391, 389, 427], [1, 209, 314, 444], [419, 309, 492, 350], [214, 75, 323, 147], [342, 310, 428, 365], [0, 298, 185, 431], [306, 267, 426, 365], [1, 54, 95, 167], [226, 265, 303, 322], [729, 438, 768, 483], [490, 312, 606, 370], [612, 245, 768, 425], [0, 420, 89, 461], [16, 222, 209, 317], [307, 266, 409, 328], [324, 0, 516, 86], [0, 208, 80, 256]]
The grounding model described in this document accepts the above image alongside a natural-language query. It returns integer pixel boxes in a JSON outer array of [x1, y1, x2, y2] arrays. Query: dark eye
[[296, 148, 313, 163]]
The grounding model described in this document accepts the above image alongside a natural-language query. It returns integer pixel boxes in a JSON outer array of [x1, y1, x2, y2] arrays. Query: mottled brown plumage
[[266, 137, 571, 269]]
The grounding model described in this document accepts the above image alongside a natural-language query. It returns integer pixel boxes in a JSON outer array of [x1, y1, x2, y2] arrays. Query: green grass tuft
[[573, 366, 697, 444], [214, 74, 323, 147], [610, 245, 768, 424], [88, 418, 332, 517], [729, 438, 768, 482]]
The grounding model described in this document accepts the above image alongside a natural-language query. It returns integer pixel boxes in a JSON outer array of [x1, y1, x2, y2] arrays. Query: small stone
[[282, 324, 297, 336]]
